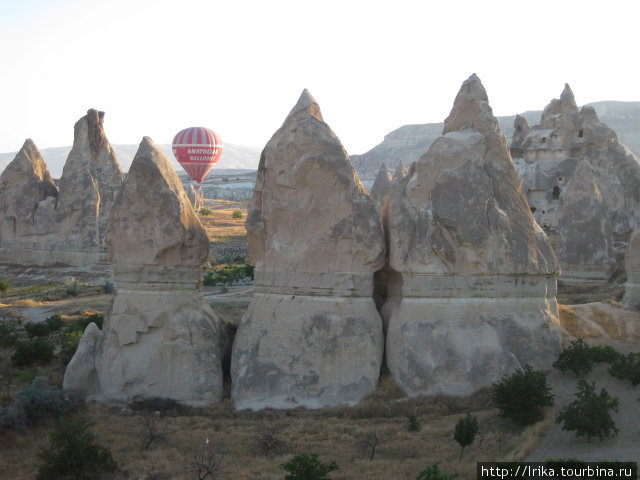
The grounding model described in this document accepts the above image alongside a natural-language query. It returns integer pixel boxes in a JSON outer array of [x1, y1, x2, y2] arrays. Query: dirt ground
[[527, 303, 640, 464]]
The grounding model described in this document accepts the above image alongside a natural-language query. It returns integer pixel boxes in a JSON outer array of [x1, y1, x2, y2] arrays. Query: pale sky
[[1, 0, 638, 155]]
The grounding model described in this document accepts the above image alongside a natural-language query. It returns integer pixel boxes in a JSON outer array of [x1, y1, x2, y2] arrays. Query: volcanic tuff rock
[[512, 84, 640, 293], [55, 109, 124, 254], [0, 109, 124, 266], [624, 229, 640, 310], [231, 89, 386, 410], [64, 137, 223, 406], [383, 74, 562, 397], [369, 164, 392, 215], [0, 139, 58, 242]]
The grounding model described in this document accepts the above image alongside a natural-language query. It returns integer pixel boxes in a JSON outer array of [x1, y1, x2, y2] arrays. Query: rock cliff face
[[511, 85, 640, 293], [63, 137, 223, 406], [624, 229, 640, 310], [384, 75, 562, 397], [231, 90, 386, 410], [0, 109, 124, 266]]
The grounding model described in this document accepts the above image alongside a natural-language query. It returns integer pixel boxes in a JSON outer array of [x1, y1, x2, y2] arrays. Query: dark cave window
[[552, 186, 560, 200], [541, 137, 546, 143], [578, 129, 584, 138], [530, 207, 537, 213]]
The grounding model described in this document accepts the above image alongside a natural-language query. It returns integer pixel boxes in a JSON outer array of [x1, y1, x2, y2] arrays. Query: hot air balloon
[[172, 127, 223, 185]]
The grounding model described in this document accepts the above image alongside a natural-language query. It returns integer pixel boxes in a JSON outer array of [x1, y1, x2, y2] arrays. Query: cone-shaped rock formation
[[384, 74, 562, 396], [231, 89, 386, 410], [0, 139, 58, 243], [63, 137, 223, 406], [511, 85, 640, 295]]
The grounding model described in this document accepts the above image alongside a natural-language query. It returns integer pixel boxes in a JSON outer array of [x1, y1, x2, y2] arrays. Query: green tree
[[281, 453, 338, 480], [36, 416, 117, 480], [232, 209, 244, 219], [608, 352, 640, 386], [407, 413, 421, 432], [555, 380, 619, 443], [453, 412, 478, 460], [492, 365, 554, 426]]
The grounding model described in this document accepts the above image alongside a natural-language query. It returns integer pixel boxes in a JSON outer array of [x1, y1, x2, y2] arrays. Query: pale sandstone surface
[[0, 139, 58, 242], [231, 89, 385, 410], [64, 137, 223, 406], [369, 164, 392, 215], [512, 85, 640, 292], [384, 74, 562, 397], [623, 229, 640, 310], [0, 110, 124, 266]]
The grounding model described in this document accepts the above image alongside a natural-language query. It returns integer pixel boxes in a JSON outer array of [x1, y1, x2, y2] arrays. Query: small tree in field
[[556, 379, 619, 443], [36, 416, 117, 480], [453, 412, 478, 460], [281, 453, 338, 480], [492, 364, 554, 426]]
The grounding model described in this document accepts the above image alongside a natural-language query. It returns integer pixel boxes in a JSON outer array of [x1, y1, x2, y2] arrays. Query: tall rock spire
[[384, 74, 561, 397], [232, 89, 385, 410]]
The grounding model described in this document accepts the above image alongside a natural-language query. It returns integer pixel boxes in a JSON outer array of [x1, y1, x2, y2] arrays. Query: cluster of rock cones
[[3, 74, 639, 409]]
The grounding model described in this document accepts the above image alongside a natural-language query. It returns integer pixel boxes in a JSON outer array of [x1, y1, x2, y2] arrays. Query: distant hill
[[352, 101, 640, 180], [0, 142, 261, 178]]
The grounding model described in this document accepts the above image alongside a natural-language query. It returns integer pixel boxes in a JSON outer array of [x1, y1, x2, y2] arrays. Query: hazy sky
[[1, 0, 638, 155]]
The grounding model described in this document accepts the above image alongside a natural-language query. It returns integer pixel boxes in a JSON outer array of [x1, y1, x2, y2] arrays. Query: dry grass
[[0, 371, 551, 480], [198, 200, 248, 241]]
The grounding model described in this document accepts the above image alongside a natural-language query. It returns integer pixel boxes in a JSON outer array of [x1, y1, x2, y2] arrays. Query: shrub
[[64, 313, 104, 334], [185, 444, 224, 480], [492, 364, 554, 426], [281, 453, 338, 480], [36, 416, 117, 480], [0, 321, 19, 348], [256, 430, 286, 458], [65, 278, 79, 296], [0, 378, 72, 431], [232, 209, 244, 219], [102, 280, 115, 293], [199, 207, 213, 216], [416, 463, 457, 480], [203, 263, 254, 286], [591, 344, 622, 364], [44, 314, 63, 332], [553, 339, 595, 376], [407, 413, 421, 432], [59, 331, 82, 366], [12, 338, 55, 366], [454, 412, 478, 460], [556, 379, 619, 442], [553, 339, 622, 376], [0, 279, 10, 293], [24, 321, 50, 338], [608, 352, 640, 386]]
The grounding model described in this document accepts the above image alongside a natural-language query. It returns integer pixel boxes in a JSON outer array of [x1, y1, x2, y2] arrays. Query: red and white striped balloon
[[172, 127, 223, 184]]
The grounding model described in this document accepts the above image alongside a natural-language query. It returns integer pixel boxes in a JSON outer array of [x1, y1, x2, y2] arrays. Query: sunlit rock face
[[511, 85, 640, 295], [231, 89, 386, 410], [64, 137, 223, 406], [0, 109, 124, 266], [384, 74, 562, 397], [624, 229, 640, 311]]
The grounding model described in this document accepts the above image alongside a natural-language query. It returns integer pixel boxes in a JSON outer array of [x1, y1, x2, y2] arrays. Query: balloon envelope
[[172, 127, 223, 184]]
